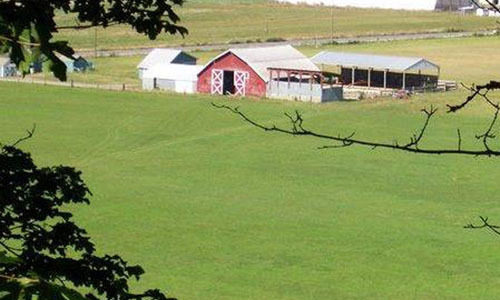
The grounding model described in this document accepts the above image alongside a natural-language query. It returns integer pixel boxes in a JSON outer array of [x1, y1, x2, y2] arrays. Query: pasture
[[3, 32, 500, 300], [2, 32, 500, 298], [53, 0, 498, 50]]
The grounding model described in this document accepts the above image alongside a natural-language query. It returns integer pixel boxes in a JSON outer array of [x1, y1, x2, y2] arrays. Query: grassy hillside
[[2, 81, 500, 299], [54, 1, 498, 50]]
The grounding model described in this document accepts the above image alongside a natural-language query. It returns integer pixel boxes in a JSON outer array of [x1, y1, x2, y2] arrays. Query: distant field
[[54, 0, 498, 50], [43, 35, 500, 86]]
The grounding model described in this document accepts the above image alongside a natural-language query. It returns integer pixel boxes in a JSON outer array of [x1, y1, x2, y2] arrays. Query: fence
[[0, 76, 140, 92]]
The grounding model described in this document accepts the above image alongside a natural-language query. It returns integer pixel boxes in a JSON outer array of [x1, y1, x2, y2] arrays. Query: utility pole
[[330, 3, 334, 44], [94, 27, 97, 58]]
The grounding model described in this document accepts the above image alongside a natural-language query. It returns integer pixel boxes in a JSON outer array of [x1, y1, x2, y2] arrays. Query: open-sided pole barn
[[311, 52, 440, 91]]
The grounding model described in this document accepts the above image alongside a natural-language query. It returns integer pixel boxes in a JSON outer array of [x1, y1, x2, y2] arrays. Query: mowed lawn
[[2, 79, 500, 299], [54, 0, 497, 50]]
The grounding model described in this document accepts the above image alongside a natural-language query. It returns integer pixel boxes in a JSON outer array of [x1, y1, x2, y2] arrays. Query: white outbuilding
[[0, 57, 16, 78], [142, 63, 202, 94], [137, 48, 197, 79]]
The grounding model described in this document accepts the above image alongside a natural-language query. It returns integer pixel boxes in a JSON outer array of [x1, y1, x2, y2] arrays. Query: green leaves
[[0, 252, 20, 265], [0, 144, 177, 300], [0, 0, 187, 81], [0, 275, 89, 300]]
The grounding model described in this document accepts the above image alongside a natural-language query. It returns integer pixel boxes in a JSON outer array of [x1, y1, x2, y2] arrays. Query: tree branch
[[11, 124, 36, 147], [212, 102, 500, 156], [465, 216, 500, 235]]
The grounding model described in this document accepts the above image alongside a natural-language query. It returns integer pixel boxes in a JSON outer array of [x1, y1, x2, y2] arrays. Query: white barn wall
[[275, 0, 439, 10]]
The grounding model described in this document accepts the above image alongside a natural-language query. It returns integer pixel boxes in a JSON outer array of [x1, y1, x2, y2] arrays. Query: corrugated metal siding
[[157, 79, 176, 90], [435, 0, 472, 10]]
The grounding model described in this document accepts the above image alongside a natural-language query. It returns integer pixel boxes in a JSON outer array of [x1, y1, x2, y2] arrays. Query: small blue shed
[[64, 56, 94, 73]]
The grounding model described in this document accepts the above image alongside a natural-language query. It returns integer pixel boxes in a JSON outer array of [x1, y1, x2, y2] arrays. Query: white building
[[137, 49, 197, 79], [142, 63, 202, 94], [0, 57, 16, 78]]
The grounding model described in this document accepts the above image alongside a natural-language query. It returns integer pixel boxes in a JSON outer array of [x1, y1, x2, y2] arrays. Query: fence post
[[122, 83, 125, 91], [71, 80, 74, 88]]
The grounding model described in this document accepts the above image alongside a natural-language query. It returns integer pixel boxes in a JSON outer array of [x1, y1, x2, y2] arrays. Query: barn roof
[[137, 49, 193, 70], [200, 45, 319, 82], [143, 63, 202, 81], [311, 51, 440, 73]]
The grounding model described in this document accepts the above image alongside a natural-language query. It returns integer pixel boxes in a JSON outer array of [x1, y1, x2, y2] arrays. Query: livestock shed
[[197, 45, 342, 102], [312, 51, 440, 91], [142, 63, 202, 94], [137, 49, 197, 79], [63, 56, 94, 73], [274, 0, 473, 10], [0, 57, 16, 78]]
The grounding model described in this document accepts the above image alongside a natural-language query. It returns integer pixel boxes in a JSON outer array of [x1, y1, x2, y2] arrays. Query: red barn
[[197, 45, 319, 98]]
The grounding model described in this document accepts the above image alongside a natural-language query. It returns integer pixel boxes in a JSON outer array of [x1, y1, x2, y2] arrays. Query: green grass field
[[3, 33, 500, 299], [54, 0, 499, 50], [3, 32, 500, 298], [2, 81, 500, 299]]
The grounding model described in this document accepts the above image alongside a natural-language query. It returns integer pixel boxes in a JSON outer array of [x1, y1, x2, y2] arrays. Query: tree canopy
[[0, 0, 187, 81]]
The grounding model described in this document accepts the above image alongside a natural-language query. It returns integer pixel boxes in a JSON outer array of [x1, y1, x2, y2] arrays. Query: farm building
[[137, 49, 197, 79], [197, 45, 342, 102], [275, 0, 473, 10], [142, 63, 202, 93], [311, 51, 440, 91], [63, 56, 94, 73], [0, 57, 16, 78]]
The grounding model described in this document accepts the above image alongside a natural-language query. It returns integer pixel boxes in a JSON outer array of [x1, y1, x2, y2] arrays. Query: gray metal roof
[[137, 49, 188, 69], [200, 45, 319, 82], [311, 51, 440, 73]]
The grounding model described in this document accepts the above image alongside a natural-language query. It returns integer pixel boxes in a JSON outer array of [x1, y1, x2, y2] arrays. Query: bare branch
[[465, 216, 500, 235], [212, 102, 500, 156], [475, 107, 499, 154], [450, 81, 500, 113], [470, 0, 500, 13], [11, 124, 36, 147]]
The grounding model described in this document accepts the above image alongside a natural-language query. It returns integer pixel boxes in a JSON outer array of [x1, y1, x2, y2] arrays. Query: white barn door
[[234, 71, 248, 96], [211, 69, 223, 95]]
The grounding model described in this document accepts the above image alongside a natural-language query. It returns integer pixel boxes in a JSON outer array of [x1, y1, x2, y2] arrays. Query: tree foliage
[[0, 134, 176, 300], [0, 0, 187, 81]]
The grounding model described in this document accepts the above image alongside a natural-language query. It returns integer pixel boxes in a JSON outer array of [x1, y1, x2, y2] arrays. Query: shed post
[[368, 68, 372, 87], [287, 71, 290, 88], [299, 71, 302, 88], [310, 72, 313, 91], [351, 67, 355, 85], [383, 69, 387, 89], [402, 72, 406, 90], [269, 69, 273, 93], [277, 70, 281, 95]]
